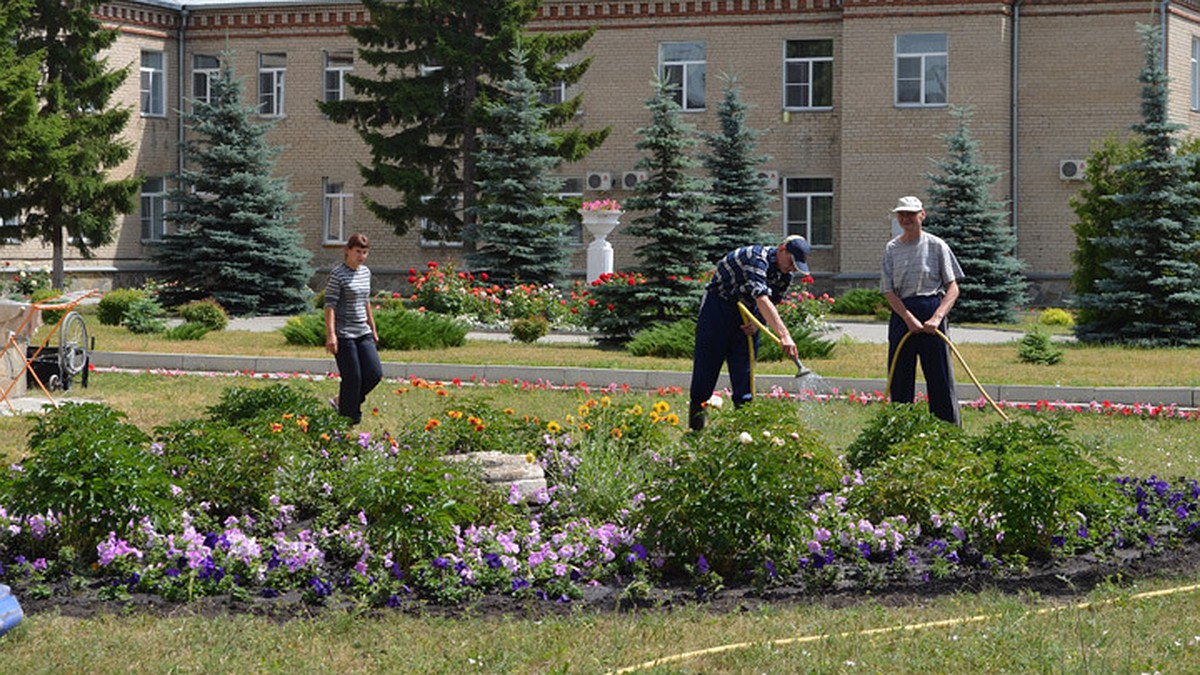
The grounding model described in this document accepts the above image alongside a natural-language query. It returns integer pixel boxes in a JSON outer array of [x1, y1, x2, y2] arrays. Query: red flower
[[427, 261, 439, 269], [481, 272, 489, 281], [407, 275, 417, 284], [588, 299, 596, 307]]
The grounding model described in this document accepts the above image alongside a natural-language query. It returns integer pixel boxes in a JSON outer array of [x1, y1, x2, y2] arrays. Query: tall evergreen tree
[[0, 0, 44, 225], [923, 106, 1027, 323], [154, 56, 312, 316], [320, 0, 607, 243], [620, 77, 716, 324], [700, 74, 775, 261], [466, 46, 569, 285], [1074, 25, 1200, 345], [11, 0, 140, 289]]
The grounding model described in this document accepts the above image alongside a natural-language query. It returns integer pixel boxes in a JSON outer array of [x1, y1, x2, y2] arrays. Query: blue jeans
[[689, 292, 759, 428], [887, 295, 960, 425], [335, 334, 382, 424]]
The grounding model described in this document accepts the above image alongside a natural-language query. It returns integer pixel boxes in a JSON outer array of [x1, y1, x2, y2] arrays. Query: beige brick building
[[8, 0, 1200, 302]]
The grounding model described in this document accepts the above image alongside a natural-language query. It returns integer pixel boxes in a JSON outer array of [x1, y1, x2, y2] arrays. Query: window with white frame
[[323, 178, 352, 244], [660, 42, 706, 111], [784, 39, 833, 110], [784, 178, 833, 247], [258, 53, 287, 117], [539, 63, 572, 106], [141, 177, 168, 242], [192, 54, 219, 105], [895, 33, 947, 106], [324, 51, 353, 103], [558, 178, 584, 245], [1192, 38, 1200, 111], [140, 51, 166, 116]]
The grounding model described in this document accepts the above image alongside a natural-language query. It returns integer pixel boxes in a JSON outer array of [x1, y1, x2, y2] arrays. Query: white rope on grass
[[606, 581, 1200, 673]]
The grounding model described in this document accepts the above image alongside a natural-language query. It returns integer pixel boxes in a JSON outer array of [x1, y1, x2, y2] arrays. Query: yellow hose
[[886, 328, 1010, 421], [735, 301, 788, 398]]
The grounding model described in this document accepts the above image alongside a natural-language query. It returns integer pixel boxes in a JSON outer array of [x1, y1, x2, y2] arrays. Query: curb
[[87, 351, 1200, 408]]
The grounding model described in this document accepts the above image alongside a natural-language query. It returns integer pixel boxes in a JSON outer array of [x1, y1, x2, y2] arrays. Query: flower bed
[[1, 375, 1198, 613]]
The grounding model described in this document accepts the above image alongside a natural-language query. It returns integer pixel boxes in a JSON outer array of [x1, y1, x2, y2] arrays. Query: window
[[140, 51, 166, 116], [895, 33, 947, 106], [784, 178, 833, 247], [323, 178, 352, 244], [541, 79, 567, 106], [192, 54, 219, 105], [660, 42, 706, 111], [141, 177, 167, 242], [558, 178, 584, 245], [784, 39, 833, 110], [324, 51, 353, 103], [259, 53, 287, 117], [0, 190, 20, 244], [418, 196, 464, 247], [1192, 38, 1200, 111]]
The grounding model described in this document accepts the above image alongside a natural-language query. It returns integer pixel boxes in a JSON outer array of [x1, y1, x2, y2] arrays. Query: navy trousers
[[335, 333, 382, 424], [887, 295, 961, 425], [689, 292, 759, 428]]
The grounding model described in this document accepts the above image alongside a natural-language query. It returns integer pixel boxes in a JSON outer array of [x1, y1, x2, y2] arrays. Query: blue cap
[[784, 236, 810, 273]]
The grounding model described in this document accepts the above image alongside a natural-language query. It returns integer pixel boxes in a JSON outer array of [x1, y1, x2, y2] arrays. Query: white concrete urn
[[581, 208, 622, 283]]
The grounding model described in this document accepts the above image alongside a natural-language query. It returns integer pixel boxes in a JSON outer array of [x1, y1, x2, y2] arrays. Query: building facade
[[7, 0, 1200, 301]]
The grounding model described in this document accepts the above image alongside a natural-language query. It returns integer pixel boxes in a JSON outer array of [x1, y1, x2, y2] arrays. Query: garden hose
[[735, 301, 812, 397], [886, 329, 1010, 421]]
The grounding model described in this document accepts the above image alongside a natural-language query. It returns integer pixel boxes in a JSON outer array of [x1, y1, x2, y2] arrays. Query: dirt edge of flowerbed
[[14, 539, 1200, 624]]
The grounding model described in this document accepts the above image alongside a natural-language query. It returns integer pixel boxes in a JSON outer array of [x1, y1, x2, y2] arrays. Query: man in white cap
[[881, 196, 964, 425]]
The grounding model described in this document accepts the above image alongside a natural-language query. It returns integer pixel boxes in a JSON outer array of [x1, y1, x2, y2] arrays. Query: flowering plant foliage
[[580, 198, 621, 211]]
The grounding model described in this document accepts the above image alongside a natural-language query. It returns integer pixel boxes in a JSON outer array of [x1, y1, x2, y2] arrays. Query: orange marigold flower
[[270, 422, 283, 433], [424, 419, 441, 431]]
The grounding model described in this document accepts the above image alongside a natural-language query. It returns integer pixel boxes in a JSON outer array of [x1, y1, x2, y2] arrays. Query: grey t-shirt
[[881, 232, 964, 299]]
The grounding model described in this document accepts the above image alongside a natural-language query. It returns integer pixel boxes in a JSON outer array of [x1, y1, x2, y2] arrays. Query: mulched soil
[[13, 540, 1200, 622]]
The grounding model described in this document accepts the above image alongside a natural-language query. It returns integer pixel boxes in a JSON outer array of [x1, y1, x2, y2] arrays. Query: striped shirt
[[325, 263, 373, 339], [706, 245, 793, 306], [880, 232, 964, 299]]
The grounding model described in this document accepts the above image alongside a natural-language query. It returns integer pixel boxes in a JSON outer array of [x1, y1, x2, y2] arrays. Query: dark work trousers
[[335, 333, 382, 424], [887, 295, 961, 426], [689, 291, 759, 429]]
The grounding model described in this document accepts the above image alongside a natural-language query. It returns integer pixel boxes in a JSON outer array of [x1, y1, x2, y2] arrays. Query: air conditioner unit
[[622, 171, 648, 190], [585, 171, 612, 191], [1059, 159, 1086, 181], [756, 169, 780, 191]]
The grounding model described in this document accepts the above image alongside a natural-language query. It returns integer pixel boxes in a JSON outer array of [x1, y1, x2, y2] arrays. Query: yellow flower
[[653, 400, 670, 414], [665, 413, 680, 426], [448, 410, 463, 419], [577, 404, 590, 417], [610, 427, 623, 439], [600, 396, 612, 406], [629, 404, 643, 416], [547, 421, 562, 433], [649, 411, 661, 423], [525, 452, 536, 464]]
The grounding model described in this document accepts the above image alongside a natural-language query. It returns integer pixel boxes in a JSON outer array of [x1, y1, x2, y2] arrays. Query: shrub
[[1, 403, 170, 556], [1039, 307, 1075, 327], [626, 319, 696, 358], [832, 287, 888, 316], [31, 288, 65, 326], [509, 315, 550, 343], [153, 419, 274, 518], [640, 400, 841, 580], [280, 313, 325, 346], [586, 271, 702, 346], [97, 288, 147, 326], [409, 261, 497, 321], [122, 296, 168, 334], [975, 419, 1120, 558], [178, 299, 229, 331], [164, 322, 210, 341], [845, 404, 965, 470], [1018, 326, 1064, 365], [207, 383, 337, 431], [374, 308, 468, 350]]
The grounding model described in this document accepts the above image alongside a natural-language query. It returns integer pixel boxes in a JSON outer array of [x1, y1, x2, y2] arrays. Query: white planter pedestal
[[581, 210, 622, 283]]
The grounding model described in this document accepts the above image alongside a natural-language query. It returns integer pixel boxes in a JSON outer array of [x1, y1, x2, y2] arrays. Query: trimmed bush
[[1039, 307, 1075, 327], [832, 287, 888, 316], [626, 319, 696, 358], [509, 315, 550, 343], [97, 288, 147, 326], [282, 309, 467, 350], [178, 299, 229, 331]]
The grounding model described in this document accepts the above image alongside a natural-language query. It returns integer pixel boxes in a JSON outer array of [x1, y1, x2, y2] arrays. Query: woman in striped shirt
[[324, 232, 382, 425]]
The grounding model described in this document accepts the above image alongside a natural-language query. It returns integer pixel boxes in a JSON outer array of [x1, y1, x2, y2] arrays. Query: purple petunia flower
[[696, 554, 709, 574]]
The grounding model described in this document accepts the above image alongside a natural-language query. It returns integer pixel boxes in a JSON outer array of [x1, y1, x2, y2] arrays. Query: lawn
[[2, 313, 1200, 673]]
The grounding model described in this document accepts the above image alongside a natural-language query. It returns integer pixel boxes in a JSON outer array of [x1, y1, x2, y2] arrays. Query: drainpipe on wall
[[178, 8, 189, 183], [1161, 0, 1171, 70], [1011, 0, 1023, 257]]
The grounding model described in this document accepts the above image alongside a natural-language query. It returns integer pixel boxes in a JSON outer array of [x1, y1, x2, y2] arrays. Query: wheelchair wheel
[[58, 311, 89, 376]]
